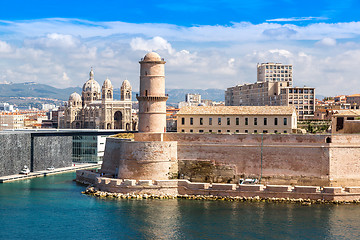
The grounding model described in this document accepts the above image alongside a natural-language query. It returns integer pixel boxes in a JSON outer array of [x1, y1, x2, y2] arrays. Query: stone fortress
[[77, 52, 360, 201], [60, 68, 134, 130]]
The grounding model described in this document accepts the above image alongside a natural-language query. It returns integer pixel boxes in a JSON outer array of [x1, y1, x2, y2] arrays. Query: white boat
[[20, 166, 30, 175], [46, 166, 55, 171]]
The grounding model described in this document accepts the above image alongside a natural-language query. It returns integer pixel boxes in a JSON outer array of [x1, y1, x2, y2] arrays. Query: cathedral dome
[[121, 79, 131, 89], [69, 92, 82, 102], [143, 52, 161, 61], [103, 78, 113, 89], [82, 68, 101, 94]]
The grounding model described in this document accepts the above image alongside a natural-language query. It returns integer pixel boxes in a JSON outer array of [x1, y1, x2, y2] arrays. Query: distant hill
[[0, 82, 225, 105], [0, 82, 81, 101]]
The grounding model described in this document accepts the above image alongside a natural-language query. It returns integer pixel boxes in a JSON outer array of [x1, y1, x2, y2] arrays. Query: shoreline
[[0, 163, 101, 183], [83, 186, 360, 205]]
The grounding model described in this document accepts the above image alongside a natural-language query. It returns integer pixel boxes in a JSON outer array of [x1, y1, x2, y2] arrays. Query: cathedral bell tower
[[137, 52, 168, 133]]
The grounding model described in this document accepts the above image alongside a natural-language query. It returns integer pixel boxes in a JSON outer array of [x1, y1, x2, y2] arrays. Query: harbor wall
[[0, 132, 72, 177]]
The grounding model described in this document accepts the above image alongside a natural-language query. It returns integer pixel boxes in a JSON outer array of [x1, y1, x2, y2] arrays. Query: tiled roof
[[347, 94, 360, 97], [177, 106, 296, 116], [333, 110, 360, 116]]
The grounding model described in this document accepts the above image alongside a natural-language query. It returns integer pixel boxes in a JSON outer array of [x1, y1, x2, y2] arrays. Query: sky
[[1, 0, 360, 96]]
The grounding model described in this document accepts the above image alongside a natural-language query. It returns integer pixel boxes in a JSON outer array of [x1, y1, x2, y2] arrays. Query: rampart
[[78, 170, 360, 201]]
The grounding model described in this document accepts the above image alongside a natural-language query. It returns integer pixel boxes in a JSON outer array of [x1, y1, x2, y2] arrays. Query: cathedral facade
[[60, 68, 134, 130]]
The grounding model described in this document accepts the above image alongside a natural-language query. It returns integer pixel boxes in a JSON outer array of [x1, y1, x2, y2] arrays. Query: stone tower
[[137, 52, 168, 132], [102, 77, 113, 102], [121, 79, 132, 101]]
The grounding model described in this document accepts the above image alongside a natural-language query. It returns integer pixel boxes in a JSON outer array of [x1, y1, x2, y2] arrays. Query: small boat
[[46, 166, 55, 171], [20, 166, 30, 175], [239, 178, 259, 184]]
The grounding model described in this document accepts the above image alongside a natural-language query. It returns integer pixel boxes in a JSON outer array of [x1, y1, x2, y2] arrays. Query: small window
[[209, 118, 212, 125], [254, 130, 257, 133], [263, 130, 268, 133], [199, 130, 204, 133], [236, 118, 239, 125], [264, 118, 267, 126], [227, 130, 230, 133], [284, 118, 287, 125], [200, 118, 203, 125], [190, 129, 193, 133], [181, 129, 185, 132], [254, 118, 258, 126], [274, 130, 278, 133], [209, 130, 212, 133], [181, 118, 185, 125], [274, 118, 278, 126], [245, 118, 248, 125], [245, 130, 248, 133], [284, 130, 287, 133], [218, 118, 221, 125], [227, 118, 230, 125], [218, 130, 221, 133], [190, 118, 193, 125]]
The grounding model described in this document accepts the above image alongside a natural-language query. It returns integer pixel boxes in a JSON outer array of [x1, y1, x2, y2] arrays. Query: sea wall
[[135, 133, 332, 185], [0, 132, 72, 177], [89, 175, 360, 201], [102, 137, 178, 180]]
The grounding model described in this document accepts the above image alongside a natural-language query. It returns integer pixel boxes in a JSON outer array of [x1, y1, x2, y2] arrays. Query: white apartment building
[[225, 63, 315, 119]]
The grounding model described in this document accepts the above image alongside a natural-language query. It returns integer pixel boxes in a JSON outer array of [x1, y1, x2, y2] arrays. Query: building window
[[218, 118, 221, 125], [263, 130, 268, 133], [209, 130, 212, 133], [274, 118, 278, 125], [181, 118, 185, 125], [236, 130, 239, 133], [190, 118, 193, 125], [209, 118, 212, 125], [264, 118, 267, 126], [284, 118, 287, 125], [245, 118, 248, 125], [254, 130, 257, 133], [181, 129, 184, 132], [227, 118, 230, 125], [227, 130, 230, 133], [200, 118, 203, 125], [190, 129, 193, 133], [245, 130, 248, 133], [284, 130, 287, 133], [254, 118, 257, 126], [218, 130, 221, 133], [274, 130, 278, 133], [199, 130, 204, 133], [236, 118, 239, 125]]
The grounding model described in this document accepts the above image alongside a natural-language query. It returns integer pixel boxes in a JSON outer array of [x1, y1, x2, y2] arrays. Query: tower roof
[[121, 79, 131, 89], [143, 52, 161, 61], [103, 77, 113, 89]]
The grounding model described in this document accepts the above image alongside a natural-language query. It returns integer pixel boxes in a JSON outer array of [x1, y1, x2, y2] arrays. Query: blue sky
[[0, 0, 360, 96]]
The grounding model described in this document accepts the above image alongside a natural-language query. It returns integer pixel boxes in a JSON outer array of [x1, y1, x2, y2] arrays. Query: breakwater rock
[[82, 186, 360, 205]]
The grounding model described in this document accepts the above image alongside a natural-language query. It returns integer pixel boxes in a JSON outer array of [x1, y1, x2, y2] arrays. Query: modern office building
[[225, 63, 315, 119]]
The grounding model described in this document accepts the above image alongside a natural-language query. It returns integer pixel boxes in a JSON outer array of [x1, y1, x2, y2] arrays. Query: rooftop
[[177, 106, 296, 116]]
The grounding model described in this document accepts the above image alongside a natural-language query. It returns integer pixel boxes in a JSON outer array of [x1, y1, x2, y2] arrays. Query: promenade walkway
[[0, 163, 101, 183]]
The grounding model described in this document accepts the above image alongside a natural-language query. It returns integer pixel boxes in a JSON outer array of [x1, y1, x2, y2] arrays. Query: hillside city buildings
[[225, 63, 315, 120]]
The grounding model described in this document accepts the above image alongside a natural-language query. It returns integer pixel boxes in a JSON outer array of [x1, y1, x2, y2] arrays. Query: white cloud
[[316, 37, 337, 46], [130, 36, 175, 54], [0, 18, 360, 95], [266, 17, 329, 22]]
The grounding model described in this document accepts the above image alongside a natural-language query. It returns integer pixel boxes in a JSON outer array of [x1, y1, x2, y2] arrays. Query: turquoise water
[[1, 173, 360, 240]]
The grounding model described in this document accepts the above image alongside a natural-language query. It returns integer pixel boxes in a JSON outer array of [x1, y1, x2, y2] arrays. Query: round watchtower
[[137, 52, 168, 132]]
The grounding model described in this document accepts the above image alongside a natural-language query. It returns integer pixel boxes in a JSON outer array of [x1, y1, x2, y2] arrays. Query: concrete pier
[[0, 163, 100, 183]]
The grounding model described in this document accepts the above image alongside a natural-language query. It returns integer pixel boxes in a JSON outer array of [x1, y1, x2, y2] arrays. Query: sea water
[[0, 172, 360, 240]]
